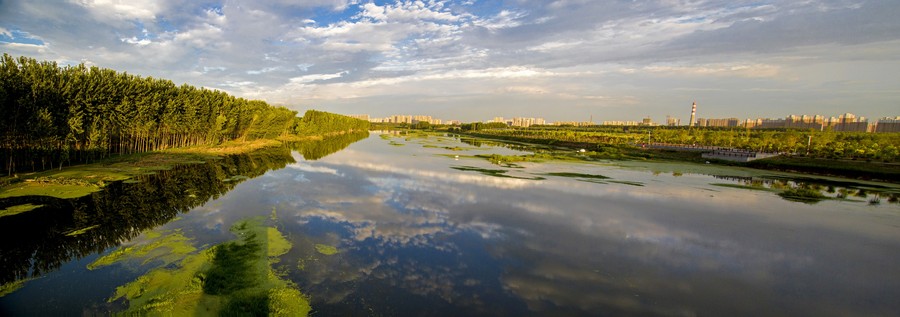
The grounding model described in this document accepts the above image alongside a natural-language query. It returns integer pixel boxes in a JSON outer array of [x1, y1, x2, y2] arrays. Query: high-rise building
[[697, 118, 739, 127], [666, 115, 680, 126], [500, 117, 546, 127], [875, 117, 900, 133], [348, 114, 370, 121]]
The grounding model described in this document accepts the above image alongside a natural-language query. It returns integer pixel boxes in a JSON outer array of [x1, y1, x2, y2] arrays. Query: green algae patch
[[437, 154, 475, 159], [110, 219, 309, 316], [451, 166, 546, 180], [711, 183, 780, 192], [544, 172, 610, 180], [0, 182, 103, 199], [269, 287, 310, 316], [314, 244, 339, 256], [64, 224, 100, 237], [608, 180, 645, 187], [88, 231, 197, 270], [778, 187, 828, 204], [202, 219, 309, 316], [424, 144, 473, 151], [111, 251, 217, 316], [0, 277, 38, 297], [268, 227, 292, 263], [0, 203, 44, 218]]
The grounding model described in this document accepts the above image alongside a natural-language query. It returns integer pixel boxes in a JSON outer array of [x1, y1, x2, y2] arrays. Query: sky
[[1, 0, 899, 123]]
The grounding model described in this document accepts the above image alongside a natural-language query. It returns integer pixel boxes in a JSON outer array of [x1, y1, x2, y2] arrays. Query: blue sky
[[2, 0, 899, 123]]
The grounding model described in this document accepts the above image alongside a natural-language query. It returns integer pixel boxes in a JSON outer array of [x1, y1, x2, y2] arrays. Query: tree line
[[0, 54, 367, 175], [292, 109, 369, 136]]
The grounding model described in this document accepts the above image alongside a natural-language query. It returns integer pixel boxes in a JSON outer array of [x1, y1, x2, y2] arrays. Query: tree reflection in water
[[0, 147, 295, 286]]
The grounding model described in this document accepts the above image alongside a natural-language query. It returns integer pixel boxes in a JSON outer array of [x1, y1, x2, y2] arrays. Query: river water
[[1, 131, 898, 316]]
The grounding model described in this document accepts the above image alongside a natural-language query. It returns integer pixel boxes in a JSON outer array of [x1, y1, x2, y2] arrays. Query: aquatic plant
[[544, 172, 610, 180], [450, 166, 545, 180], [778, 187, 827, 204], [110, 219, 310, 316], [314, 244, 339, 256], [0, 203, 44, 218]]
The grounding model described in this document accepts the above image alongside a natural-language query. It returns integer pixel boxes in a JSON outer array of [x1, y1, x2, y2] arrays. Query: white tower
[[689, 101, 697, 127]]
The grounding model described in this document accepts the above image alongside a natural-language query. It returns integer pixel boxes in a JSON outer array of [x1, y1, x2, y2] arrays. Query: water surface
[[1, 132, 898, 316]]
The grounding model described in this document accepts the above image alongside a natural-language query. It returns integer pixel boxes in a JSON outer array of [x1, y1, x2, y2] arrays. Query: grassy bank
[[745, 156, 900, 183], [0, 151, 214, 200], [0, 140, 281, 200], [460, 131, 900, 183]]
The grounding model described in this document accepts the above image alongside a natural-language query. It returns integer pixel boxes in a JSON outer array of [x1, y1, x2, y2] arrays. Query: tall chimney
[[689, 101, 697, 127]]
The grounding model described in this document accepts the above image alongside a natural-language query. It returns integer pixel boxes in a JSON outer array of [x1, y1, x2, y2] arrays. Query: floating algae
[[450, 166, 546, 180], [0, 203, 44, 218], [314, 244, 339, 256], [87, 230, 197, 270], [268, 227, 292, 264], [64, 224, 101, 237], [778, 187, 828, 204], [543, 172, 610, 180], [608, 180, 645, 187], [710, 183, 779, 192], [110, 218, 310, 316], [0, 277, 39, 297]]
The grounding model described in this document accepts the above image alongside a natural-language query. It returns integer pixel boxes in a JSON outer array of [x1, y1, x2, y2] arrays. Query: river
[[1, 131, 898, 316]]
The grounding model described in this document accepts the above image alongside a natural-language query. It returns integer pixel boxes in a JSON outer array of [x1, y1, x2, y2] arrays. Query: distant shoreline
[[457, 131, 900, 184]]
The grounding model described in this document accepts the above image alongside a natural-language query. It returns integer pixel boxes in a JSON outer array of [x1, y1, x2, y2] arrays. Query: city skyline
[[355, 110, 898, 127], [2, 1, 899, 121]]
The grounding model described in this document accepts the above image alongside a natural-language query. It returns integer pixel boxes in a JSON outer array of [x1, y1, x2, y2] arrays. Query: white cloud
[[2, 0, 898, 121], [633, 63, 781, 78], [289, 71, 347, 84], [473, 9, 527, 30], [71, 0, 165, 20], [121, 36, 151, 46]]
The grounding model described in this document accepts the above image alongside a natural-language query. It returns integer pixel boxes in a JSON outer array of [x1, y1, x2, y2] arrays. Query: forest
[[0, 55, 367, 175]]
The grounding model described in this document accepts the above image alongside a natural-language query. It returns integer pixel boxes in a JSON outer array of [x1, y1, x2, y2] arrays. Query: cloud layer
[[2, 0, 899, 121]]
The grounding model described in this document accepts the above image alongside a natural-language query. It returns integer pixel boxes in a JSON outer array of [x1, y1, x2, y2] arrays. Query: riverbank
[[459, 131, 900, 183], [0, 139, 282, 201], [0, 128, 373, 202]]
